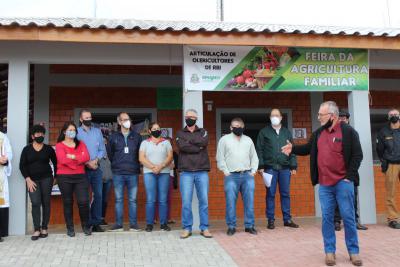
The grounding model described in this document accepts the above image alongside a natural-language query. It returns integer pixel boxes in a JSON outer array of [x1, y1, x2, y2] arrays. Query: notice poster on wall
[[184, 45, 368, 92]]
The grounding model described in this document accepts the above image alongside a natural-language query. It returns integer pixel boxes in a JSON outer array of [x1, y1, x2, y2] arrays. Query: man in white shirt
[[216, 117, 259, 236]]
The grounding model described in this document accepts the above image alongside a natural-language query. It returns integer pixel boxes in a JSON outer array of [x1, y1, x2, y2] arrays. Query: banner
[[184, 46, 368, 91]]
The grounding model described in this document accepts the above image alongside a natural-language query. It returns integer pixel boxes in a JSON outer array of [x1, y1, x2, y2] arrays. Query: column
[[7, 59, 30, 235], [310, 92, 323, 217], [33, 64, 50, 143], [348, 91, 377, 224], [182, 91, 203, 231]]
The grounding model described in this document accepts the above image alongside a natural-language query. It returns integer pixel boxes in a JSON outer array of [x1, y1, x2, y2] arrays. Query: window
[[74, 108, 156, 138], [216, 108, 293, 145]]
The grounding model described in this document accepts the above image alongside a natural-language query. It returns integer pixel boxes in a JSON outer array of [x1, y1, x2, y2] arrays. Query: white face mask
[[270, 116, 281, 126], [122, 120, 131, 129]]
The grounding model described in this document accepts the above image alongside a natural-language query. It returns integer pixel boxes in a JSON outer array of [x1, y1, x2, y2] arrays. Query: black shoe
[[335, 222, 341, 231], [108, 224, 124, 232], [129, 225, 142, 232], [227, 228, 236, 236], [245, 227, 258, 235], [83, 226, 92, 236], [161, 224, 171, 231], [31, 235, 40, 241], [39, 233, 48, 238], [267, 220, 275, 230], [67, 229, 75, 237], [356, 222, 368, 230], [100, 219, 108, 226], [145, 224, 153, 232], [92, 225, 105, 232], [284, 220, 299, 228], [388, 221, 400, 229]]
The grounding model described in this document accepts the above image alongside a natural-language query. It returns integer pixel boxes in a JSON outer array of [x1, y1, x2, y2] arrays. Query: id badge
[[124, 146, 129, 154]]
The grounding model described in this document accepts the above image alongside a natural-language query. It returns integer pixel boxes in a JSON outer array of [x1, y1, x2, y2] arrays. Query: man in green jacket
[[256, 108, 299, 229]]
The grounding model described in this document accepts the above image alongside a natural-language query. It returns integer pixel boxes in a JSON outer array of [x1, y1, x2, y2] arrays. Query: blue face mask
[[65, 130, 76, 139]]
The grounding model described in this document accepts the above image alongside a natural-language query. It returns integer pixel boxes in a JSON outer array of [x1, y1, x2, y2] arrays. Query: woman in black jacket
[[19, 125, 57, 241]]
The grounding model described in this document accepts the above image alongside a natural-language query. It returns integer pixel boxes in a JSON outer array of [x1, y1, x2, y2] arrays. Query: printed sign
[[184, 46, 368, 91]]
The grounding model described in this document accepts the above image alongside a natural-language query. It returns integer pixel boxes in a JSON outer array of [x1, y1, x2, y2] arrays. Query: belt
[[231, 170, 250, 174]]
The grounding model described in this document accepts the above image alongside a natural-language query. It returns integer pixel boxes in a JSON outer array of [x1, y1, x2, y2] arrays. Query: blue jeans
[[180, 171, 209, 232], [113, 175, 138, 227], [224, 172, 255, 229], [101, 179, 112, 219], [144, 173, 170, 225], [319, 179, 359, 254], [86, 168, 103, 226], [265, 168, 292, 222]]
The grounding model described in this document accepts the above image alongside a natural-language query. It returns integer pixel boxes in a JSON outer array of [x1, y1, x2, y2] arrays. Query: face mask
[[185, 118, 197, 127], [232, 127, 244, 136], [323, 117, 333, 129], [270, 116, 281, 126], [34, 136, 44, 144], [389, 115, 399, 124], [82, 119, 92, 127], [122, 120, 131, 129], [65, 130, 76, 139], [151, 130, 162, 138]]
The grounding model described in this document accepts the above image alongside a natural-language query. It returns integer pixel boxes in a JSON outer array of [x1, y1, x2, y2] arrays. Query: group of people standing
[[0, 100, 399, 266], [18, 109, 178, 240]]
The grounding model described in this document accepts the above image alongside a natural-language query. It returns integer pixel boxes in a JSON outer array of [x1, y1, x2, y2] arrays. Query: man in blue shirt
[[77, 109, 106, 232]]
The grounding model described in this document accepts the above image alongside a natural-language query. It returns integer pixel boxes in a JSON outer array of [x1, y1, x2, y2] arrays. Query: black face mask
[[185, 118, 197, 127], [323, 118, 334, 129], [82, 119, 92, 127], [34, 136, 44, 144], [389, 115, 399, 124], [232, 127, 244, 136], [151, 130, 162, 138]]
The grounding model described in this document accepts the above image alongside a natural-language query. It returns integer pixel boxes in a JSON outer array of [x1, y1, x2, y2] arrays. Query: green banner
[[184, 46, 369, 91]]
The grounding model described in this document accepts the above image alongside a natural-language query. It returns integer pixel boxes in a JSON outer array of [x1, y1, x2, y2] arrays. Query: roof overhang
[[1, 18, 400, 49]]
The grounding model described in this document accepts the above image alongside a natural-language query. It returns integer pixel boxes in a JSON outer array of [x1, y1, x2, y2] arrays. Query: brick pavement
[[214, 219, 400, 267], [1, 218, 400, 267]]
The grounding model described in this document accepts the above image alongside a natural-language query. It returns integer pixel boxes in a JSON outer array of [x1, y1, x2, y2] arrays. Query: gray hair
[[321, 101, 339, 116], [185, 109, 198, 116]]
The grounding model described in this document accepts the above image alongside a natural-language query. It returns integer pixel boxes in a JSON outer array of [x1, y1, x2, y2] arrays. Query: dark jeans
[[58, 174, 90, 230], [335, 186, 360, 224], [28, 177, 53, 231], [86, 168, 103, 226], [265, 168, 292, 222], [101, 179, 112, 219]]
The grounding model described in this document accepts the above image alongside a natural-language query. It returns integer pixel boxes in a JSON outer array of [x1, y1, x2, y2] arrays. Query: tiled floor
[[1, 217, 399, 267]]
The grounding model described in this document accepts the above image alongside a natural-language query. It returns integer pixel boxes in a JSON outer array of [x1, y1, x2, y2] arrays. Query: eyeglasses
[[317, 113, 332, 118]]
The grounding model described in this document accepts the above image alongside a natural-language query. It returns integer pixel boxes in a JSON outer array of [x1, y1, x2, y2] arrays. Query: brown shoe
[[325, 253, 336, 266], [200, 229, 213, 238], [350, 254, 363, 266], [180, 230, 192, 239]]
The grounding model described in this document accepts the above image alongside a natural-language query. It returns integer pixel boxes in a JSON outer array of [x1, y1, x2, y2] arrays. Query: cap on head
[[339, 110, 350, 119]]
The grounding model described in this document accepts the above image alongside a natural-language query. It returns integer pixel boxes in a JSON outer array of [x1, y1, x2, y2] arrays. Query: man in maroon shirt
[[282, 101, 363, 266]]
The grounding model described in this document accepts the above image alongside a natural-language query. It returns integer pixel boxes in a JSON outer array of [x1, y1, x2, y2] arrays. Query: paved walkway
[[1, 218, 400, 267]]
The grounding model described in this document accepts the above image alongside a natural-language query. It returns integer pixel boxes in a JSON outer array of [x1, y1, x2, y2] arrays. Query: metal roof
[[1, 17, 400, 37]]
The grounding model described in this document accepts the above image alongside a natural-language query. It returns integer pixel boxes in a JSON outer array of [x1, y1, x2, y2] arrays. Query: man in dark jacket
[[376, 108, 400, 229], [282, 101, 363, 267], [176, 109, 212, 239], [256, 108, 298, 229], [108, 112, 142, 232], [334, 110, 368, 231]]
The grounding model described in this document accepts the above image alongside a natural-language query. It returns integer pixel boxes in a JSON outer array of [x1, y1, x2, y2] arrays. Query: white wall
[[1, 0, 400, 28]]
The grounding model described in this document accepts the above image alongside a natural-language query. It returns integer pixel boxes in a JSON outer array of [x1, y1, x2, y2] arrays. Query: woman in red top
[[56, 122, 91, 237]]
